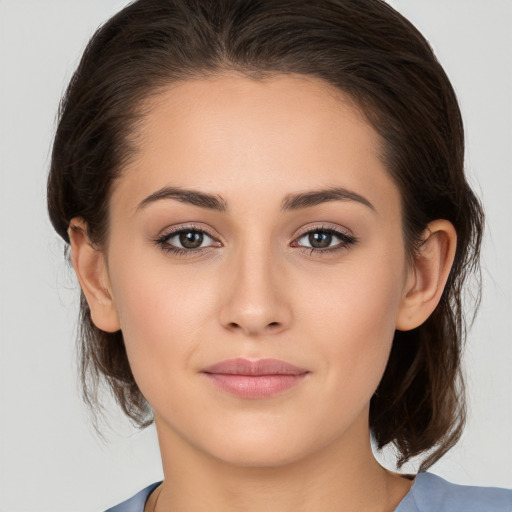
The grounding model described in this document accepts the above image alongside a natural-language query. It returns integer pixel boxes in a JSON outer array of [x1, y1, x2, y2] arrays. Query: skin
[[70, 74, 456, 512]]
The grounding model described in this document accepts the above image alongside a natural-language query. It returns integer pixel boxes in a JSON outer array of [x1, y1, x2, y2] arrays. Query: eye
[[171, 230, 211, 249], [155, 227, 220, 255], [293, 227, 357, 252]]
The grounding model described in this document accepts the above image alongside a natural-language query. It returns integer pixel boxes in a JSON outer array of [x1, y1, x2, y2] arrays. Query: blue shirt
[[104, 472, 512, 511]]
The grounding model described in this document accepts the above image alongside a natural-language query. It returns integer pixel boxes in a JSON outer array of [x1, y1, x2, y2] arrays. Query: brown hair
[[47, 0, 484, 470]]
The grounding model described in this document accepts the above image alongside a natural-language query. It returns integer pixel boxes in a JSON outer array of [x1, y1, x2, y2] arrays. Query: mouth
[[200, 358, 310, 399]]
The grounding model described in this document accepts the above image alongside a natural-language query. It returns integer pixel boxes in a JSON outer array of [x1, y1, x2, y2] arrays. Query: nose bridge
[[219, 234, 291, 336]]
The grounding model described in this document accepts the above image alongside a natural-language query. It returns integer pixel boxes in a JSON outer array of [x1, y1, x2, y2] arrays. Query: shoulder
[[103, 482, 161, 512], [396, 472, 512, 512]]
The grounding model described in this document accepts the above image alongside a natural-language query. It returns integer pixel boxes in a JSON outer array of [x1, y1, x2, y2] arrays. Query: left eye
[[165, 230, 215, 249], [295, 229, 352, 249]]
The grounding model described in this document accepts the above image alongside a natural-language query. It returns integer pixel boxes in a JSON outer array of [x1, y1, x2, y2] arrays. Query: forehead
[[113, 73, 400, 219], [136, 73, 372, 158]]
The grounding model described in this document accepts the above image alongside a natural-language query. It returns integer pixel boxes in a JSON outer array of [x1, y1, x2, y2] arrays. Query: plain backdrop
[[1, 1, 511, 510]]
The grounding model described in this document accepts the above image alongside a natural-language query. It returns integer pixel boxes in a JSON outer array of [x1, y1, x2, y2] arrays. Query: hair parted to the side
[[47, 0, 484, 470]]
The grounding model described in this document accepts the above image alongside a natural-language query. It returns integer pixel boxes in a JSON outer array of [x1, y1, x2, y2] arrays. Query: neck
[[150, 414, 412, 512]]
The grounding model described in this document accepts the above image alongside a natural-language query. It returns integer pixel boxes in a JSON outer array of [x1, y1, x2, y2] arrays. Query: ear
[[396, 219, 457, 331], [68, 218, 121, 333]]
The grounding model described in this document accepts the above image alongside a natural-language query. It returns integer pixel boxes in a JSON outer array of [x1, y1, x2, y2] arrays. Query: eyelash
[[154, 224, 217, 257], [292, 226, 358, 255], [154, 225, 357, 257]]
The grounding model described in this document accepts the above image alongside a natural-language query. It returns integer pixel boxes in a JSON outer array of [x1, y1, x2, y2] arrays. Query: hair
[[47, 0, 484, 470]]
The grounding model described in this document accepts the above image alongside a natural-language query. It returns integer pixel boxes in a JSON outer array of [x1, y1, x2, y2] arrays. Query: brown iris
[[309, 231, 333, 248], [179, 231, 204, 249]]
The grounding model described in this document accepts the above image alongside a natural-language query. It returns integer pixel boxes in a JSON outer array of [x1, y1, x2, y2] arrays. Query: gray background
[[0, 1, 511, 510]]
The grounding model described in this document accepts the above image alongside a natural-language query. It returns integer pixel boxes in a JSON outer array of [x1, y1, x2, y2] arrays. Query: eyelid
[[156, 223, 221, 242], [293, 222, 357, 241], [154, 223, 222, 255], [290, 224, 358, 253], [293, 223, 354, 239]]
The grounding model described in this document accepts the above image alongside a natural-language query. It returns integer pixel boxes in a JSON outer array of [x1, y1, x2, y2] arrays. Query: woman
[[46, 0, 511, 510]]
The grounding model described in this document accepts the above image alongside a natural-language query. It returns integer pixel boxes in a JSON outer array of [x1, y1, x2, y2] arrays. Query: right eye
[[155, 227, 220, 255], [168, 230, 213, 249]]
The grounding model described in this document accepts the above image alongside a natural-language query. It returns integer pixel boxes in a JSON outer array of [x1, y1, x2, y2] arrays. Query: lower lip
[[202, 373, 308, 399]]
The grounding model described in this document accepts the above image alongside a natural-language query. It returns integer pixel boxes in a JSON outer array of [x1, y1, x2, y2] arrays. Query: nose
[[218, 244, 292, 337]]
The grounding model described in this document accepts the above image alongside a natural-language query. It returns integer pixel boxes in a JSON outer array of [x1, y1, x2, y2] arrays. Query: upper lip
[[201, 358, 309, 376]]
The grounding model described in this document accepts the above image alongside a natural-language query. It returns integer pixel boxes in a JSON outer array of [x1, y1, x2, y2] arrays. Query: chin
[[197, 424, 328, 469]]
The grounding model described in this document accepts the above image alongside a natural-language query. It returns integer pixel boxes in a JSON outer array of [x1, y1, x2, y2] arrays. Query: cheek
[[107, 253, 219, 392], [295, 250, 406, 398]]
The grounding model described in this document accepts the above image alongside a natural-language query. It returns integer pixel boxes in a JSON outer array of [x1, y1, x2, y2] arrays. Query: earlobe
[[396, 220, 457, 331], [68, 219, 121, 333]]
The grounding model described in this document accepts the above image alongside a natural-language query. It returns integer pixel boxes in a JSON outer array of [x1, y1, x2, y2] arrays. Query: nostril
[[226, 321, 281, 332]]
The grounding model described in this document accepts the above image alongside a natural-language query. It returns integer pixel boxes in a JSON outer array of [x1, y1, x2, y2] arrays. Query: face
[[102, 74, 412, 467]]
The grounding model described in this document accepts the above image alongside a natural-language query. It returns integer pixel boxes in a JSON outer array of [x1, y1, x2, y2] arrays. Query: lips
[[201, 358, 310, 399], [202, 358, 308, 376]]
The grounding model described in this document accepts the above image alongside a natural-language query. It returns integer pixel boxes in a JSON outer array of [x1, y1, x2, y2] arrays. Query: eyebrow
[[136, 185, 375, 213], [137, 186, 227, 211], [281, 187, 376, 212]]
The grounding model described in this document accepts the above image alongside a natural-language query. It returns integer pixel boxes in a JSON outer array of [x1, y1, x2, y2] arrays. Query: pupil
[[179, 231, 203, 249], [309, 231, 332, 248]]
